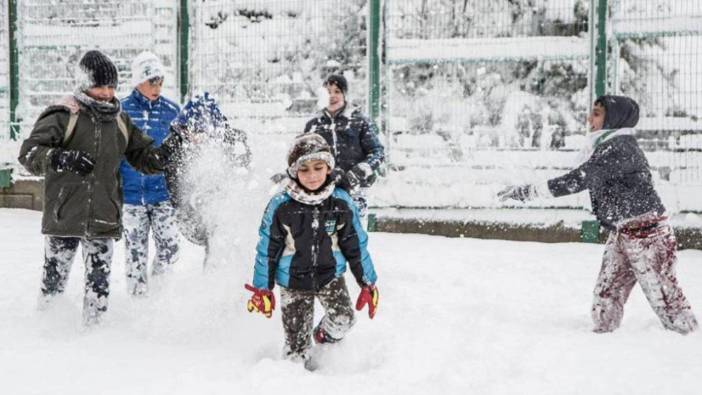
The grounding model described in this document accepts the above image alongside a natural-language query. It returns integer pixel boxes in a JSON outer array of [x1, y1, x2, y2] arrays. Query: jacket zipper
[[86, 114, 100, 237], [324, 110, 338, 157], [311, 206, 320, 290]]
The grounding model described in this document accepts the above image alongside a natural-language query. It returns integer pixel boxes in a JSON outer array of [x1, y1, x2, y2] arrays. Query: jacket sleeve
[[122, 113, 167, 175], [358, 116, 385, 171], [252, 196, 287, 290], [303, 118, 316, 133], [336, 191, 377, 286], [547, 141, 621, 197], [17, 109, 69, 176]]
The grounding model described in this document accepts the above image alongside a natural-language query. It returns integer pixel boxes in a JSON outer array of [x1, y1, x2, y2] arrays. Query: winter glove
[[497, 184, 537, 202], [270, 172, 288, 184], [244, 284, 275, 318], [49, 149, 95, 176], [336, 163, 373, 191], [355, 284, 379, 319], [158, 133, 183, 165]]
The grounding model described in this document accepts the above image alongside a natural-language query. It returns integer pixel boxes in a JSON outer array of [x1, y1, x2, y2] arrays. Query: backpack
[[63, 109, 130, 146]]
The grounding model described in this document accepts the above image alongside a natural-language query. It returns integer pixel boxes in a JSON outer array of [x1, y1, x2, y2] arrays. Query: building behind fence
[[1, 0, 702, 212]]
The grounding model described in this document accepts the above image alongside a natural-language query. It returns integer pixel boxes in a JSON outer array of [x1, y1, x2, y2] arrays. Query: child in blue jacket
[[245, 133, 379, 369]]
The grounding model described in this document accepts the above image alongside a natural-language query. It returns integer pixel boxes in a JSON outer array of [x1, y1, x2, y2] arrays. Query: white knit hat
[[131, 51, 164, 87]]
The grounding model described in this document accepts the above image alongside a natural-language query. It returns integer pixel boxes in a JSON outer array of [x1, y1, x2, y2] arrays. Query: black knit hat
[[78, 50, 118, 89], [323, 74, 348, 95]]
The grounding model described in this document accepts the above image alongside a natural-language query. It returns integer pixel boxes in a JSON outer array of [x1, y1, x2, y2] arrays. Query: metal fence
[[12, 0, 178, 134], [608, 0, 702, 187], [376, 0, 702, 211], [187, 0, 368, 134], [1, 0, 702, 211]]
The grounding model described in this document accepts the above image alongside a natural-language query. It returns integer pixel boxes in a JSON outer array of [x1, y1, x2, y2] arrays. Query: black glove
[[50, 149, 95, 176], [158, 133, 183, 164], [497, 184, 536, 202], [342, 163, 373, 190]]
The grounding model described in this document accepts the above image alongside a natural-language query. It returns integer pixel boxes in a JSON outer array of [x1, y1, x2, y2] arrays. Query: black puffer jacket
[[547, 95, 665, 230], [304, 106, 384, 186], [252, 187, 377, 291]]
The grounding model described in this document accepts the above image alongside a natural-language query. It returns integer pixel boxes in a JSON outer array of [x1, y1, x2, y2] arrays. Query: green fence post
[[367, 213, 377, 232], [178, 0, 189, 103], [594, 0, 608, 98], [9, 0, 19, 140], [0, 168, 13, 188], [580, 220, 601, 243], [368, 0, 381, 125]]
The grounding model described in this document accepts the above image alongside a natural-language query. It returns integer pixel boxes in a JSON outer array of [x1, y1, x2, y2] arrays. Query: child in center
[[245, 133, 379, 368]]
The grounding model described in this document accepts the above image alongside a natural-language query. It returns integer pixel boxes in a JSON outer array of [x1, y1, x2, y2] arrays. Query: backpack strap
[[63, 112, 80, 145], [55, 95, 81, 146], [63, 111, 129, 145], [116, 112, 130, 144]]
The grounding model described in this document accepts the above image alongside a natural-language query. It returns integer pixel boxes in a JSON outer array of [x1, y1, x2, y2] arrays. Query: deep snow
[[1, 208, 701, 395]]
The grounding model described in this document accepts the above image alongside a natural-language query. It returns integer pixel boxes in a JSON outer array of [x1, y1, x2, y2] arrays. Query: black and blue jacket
[[119, 89, 180, 205], [547, 95, 665, 230], [252, 188, 377, 291], [304, 106, 385, 186]]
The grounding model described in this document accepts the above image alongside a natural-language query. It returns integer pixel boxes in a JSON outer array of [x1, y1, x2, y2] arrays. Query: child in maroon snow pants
[[499, 95, 698, 335]]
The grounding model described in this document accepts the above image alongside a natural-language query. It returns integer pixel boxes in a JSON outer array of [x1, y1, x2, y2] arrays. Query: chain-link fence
[[608, 0, 702, 195], [188, 0, 368, 136], [380, 0, 592, 209], [12, 0, 178, 136], [1, 0, 702, 211]]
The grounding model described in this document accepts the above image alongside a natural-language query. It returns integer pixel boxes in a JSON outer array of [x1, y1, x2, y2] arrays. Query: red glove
[[244, 284, 275, 318], [355, 284, 379, 319]]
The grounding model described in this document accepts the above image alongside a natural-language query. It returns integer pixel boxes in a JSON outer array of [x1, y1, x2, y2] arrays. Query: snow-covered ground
[[1, 208, 701, 395]]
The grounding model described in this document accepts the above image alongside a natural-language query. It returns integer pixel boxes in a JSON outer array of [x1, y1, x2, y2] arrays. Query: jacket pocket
[[110, 197, 122, 222], [54, 185, 78, 221]]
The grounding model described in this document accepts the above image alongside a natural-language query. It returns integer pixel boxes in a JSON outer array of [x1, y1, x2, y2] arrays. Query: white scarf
[[284, 178, 335, 206], [575, 127, 635, 165]]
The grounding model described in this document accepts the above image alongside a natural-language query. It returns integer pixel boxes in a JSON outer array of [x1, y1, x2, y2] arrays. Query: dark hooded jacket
[[546, 95, 665, 230], [18, 96, 167, 238]]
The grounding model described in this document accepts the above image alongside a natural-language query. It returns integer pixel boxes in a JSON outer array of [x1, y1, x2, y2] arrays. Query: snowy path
[[1, 208, 701, 395]]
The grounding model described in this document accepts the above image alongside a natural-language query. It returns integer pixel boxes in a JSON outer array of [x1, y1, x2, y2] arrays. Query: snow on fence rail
[[613, 15, 702, 38], [386, 36, 589, 65]]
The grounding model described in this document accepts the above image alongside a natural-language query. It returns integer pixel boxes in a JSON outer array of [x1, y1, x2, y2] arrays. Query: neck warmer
[[575, 127, 635, 165], [73, 88, 121, 116], [285, 178, 335, 206]]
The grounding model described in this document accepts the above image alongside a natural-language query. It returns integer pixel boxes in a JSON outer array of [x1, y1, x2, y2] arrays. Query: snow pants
[[123, 201, 180, 296], [280, 277, 356, 360], [350, 187, 368, 218], [40, 236, 114, 325], [592, 213, 698, 334]]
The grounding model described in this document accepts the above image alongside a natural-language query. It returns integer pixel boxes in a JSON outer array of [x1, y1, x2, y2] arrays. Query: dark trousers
[[41, 236, 114, 325], [280, 277, 356, 359]]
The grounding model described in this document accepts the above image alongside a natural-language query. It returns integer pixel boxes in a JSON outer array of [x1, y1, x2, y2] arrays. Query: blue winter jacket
[[120, 89, 180, 205], [252, 187, 377, 291]]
